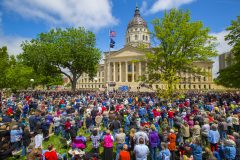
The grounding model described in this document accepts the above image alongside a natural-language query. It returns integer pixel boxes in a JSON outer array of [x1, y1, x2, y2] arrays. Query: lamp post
[[30, 79, 34, 90], [93, 77, 98, 90]]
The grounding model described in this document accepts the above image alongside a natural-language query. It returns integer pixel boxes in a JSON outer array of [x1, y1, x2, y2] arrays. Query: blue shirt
[[224, 146, 236, 160], [208, 130, 220, 144], [190, 144, 202, 160]]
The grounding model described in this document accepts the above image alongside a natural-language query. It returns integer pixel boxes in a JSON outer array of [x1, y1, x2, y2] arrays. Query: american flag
[[110, 30, 116, 37]]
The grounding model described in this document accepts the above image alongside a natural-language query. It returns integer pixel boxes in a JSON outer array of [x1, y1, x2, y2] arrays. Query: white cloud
[[210, 30, 232, 78], [0, 36, 30, 55], [0, 13, 30, 55], [2, 0, 118, 30], [140, 1, 148, 15], [148, 0, 195, 14], [210, 30, 232, 54]]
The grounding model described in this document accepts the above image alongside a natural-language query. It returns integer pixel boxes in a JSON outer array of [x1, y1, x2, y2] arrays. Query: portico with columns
[[77, 6, 215, 91]]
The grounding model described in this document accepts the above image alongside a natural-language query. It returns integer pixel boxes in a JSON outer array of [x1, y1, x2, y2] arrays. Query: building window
[[193, 77, 195, 82], [203, 77, 206, 81], [199, 85, 201, 89], [156, 85, 159, 89], [193, 85, 196, 89], [99, 85, 100, 88], [189, 85, 191, 89], [179, 85, 181, 89], [204, 85, 206, 89], [184, 85, 186, 89], [128, 64, 132, 72], [142, 35, 145, 40], [135, 35, 138, 40], [198, 77, 201, 82], [146, 36, 148, 41], [135, 28, 137, 31]]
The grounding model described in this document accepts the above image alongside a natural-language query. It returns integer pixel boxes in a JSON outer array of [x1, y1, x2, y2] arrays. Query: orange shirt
[[119, 150, 130, 160]]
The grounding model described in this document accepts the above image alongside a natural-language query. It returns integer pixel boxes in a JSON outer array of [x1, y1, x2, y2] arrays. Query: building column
[[113, 62, 116, 82], [125, 61, 128, 82], [139, 61, 142, 76], [132, 62, 134, 82], [107, 62, 110, 82], [119, 62, 122, 82]]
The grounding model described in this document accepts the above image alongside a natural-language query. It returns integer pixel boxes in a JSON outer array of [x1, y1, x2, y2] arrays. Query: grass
[[7, 127, 117, 160]]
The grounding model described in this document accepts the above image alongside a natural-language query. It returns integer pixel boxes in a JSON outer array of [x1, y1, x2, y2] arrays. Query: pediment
[[110, 46, 146, 58]]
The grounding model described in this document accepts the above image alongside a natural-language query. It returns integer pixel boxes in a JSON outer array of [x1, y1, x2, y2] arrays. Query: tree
[[142, 9, 217, 97], [0, 46, 9, 89], [216, 16, 240, 88], [21, 27, 101, 91], [0, 46, 35, 91]]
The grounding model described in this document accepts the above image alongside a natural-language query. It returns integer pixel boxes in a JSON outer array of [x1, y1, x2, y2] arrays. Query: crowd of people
[[0, 90, 239, 160]]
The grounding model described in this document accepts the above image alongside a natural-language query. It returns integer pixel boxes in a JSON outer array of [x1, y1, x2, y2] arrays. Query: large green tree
[[142, 9, 217, 97], [21, 27, 101, 91], [0, 46, 9, 89], [216, 16, 240, 88], [0, 46, 35, 91]]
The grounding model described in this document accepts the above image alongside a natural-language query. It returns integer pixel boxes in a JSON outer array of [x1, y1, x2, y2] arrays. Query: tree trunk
[[71, 75, 77, 92]]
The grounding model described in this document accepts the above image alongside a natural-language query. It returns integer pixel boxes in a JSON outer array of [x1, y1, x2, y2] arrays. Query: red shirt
[[65, 121, 71, 130], [44, 150, 58, 160], [168, 111, 174, 118], [119, 150, 131, 160]]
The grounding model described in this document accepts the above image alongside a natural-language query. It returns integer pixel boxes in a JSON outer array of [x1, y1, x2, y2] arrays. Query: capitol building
[[77, 7, 214, 91]]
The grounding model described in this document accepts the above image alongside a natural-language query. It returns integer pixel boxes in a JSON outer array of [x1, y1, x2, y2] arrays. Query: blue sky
[[0, 0, 239, 76]]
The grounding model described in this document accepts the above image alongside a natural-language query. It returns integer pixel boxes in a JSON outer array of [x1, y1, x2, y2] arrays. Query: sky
[[0, 0, 239, 77]]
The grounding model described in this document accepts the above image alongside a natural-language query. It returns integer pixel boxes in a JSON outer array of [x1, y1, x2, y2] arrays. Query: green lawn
[[8, 127, 116, 160]]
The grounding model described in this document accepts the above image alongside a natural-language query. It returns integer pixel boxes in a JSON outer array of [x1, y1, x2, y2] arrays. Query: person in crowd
[[189, 138, 202, 160], [208, 125, 220, 152], [134, 126, 149, 145], [149, 125, 160, 160], [168, 129, 177, 160], [134, 137, 149, 160], [115, 128, 126, 160], [90, 128, 100, 154], [119, 144, 131, 160], [102, 130, 114, 160], [35, 129, 44, 149], [181, 121, 190, 143], [158, 143, 171, 160]]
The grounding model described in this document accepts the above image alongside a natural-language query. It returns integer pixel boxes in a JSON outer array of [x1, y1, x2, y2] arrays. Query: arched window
[[135, 35, 138, 40]]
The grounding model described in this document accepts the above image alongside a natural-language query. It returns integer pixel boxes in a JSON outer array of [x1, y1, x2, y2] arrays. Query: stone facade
[[77, 6, 215, 91]]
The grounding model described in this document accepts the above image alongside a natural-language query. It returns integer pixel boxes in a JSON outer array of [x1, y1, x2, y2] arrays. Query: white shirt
[[35, 134, 43, 148]]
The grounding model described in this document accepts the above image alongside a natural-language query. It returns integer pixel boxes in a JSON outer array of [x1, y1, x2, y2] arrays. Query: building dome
[[127, 7, 147, 29], [125, 6, 150, 48]]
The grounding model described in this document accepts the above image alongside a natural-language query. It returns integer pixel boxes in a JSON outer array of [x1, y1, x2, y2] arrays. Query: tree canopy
[[21, 27, 101, 91], [216, 16, 240, 88], [0, 46, 36, 91], [142, 9, 217, 97]]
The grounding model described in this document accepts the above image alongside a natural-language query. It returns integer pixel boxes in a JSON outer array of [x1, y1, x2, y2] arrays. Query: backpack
[[103, 135, 113, 147]]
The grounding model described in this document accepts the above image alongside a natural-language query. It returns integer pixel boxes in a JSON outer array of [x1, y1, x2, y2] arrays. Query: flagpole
[[107, 29, 111, 96]]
